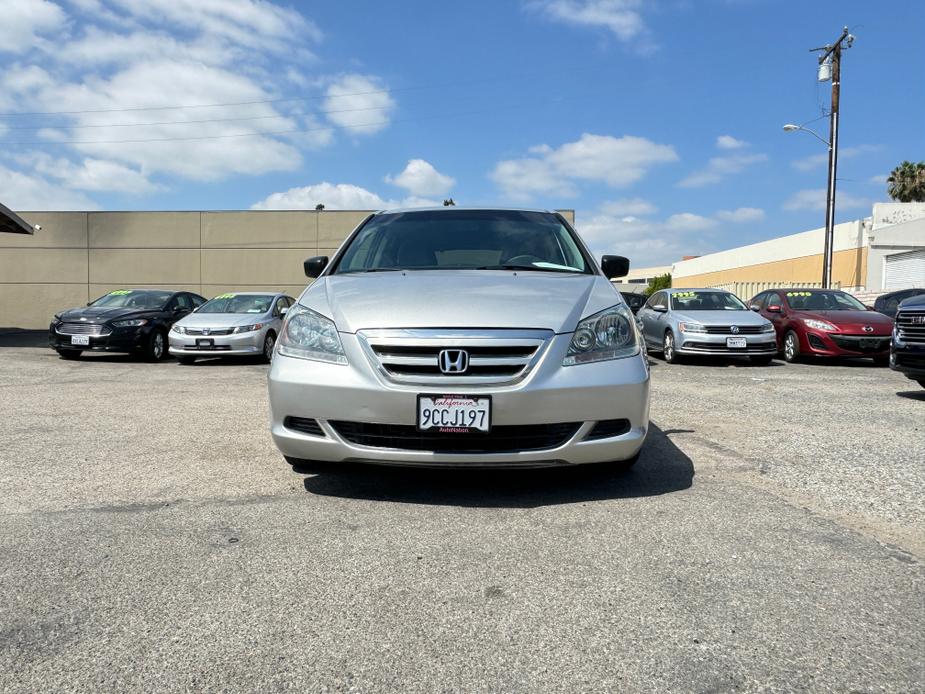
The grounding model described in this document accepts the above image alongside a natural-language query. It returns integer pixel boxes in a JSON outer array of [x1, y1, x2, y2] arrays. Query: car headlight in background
[[563, 304, 639, 366], [804, 319, 837, 331], [171, 324, 186, 334], [113, 318, 148, 327], [232, 323, 264, 334], [277, 305, 347, 364], [760, 322, 775, 333], [678, 322, 707, 333]]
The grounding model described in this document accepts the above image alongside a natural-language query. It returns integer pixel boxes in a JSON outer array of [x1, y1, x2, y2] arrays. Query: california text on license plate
[[726, 337, 747, 348], [417, 395, 491, 433]]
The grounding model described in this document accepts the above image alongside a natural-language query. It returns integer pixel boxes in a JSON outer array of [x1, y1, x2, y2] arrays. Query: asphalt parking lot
[[1, 334, 923, 693]]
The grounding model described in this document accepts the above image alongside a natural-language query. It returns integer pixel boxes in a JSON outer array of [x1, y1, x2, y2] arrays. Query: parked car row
[[50, 289, 295, 363]]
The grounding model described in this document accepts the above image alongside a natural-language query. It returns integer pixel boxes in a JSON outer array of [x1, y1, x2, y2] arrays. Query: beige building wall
[[1, 208, 575, 329]]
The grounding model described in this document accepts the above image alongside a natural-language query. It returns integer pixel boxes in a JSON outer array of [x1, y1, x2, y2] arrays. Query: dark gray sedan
[[637, 288, 777, 364]]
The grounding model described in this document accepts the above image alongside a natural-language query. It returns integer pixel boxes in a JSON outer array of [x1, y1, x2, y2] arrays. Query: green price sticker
[[108, 289, 132, 296], [214, 293, 237, 299], [674, 291, 696, 298]]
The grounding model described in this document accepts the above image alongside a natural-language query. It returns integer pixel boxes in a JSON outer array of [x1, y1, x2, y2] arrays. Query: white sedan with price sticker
[[268, 207, 650, 470]]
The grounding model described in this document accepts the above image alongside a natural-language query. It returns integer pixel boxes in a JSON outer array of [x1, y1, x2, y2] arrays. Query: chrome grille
[[185, 327, 234, 336], [56, 323, 111, 336], [704, 325, 767, 335], [358, 329, 552, 385], [896, 309, 925, 344]]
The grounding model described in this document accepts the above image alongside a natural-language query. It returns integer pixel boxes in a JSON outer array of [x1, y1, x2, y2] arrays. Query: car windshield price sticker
[[417, 395, 491, 433]]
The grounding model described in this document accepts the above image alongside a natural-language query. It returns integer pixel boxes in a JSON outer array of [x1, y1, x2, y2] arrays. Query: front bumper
[[268, 333, 650, 468], [891, 342, 925, 380], [676, 331, 776, 356], [801, 330, 890, 358], [49, 325, 148, 353], [169, 329, 265, 356]]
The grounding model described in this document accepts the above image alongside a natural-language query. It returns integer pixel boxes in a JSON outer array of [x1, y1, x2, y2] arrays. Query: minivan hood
[[307, 271, 620, 333]]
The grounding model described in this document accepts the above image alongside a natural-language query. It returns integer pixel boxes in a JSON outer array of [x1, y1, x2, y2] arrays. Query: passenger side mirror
[[304, 256, 329, 278], [281, 306, 289, 316], [766, 304, 781, 313], [600, 255, 630, 279], [749, 303, 761, 312], [653, 304, 668, 313]]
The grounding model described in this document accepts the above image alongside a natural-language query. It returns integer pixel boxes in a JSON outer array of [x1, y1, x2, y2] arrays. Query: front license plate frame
[[859, 337, 880, 349], [71, 334, 90, 346], [196, 338, 215, 349], [726, 337, 747, 349], [417, 394, 492, 434]]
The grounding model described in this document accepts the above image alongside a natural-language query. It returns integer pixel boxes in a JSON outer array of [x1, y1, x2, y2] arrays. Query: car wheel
[[872, 355, 889, 367], [783, 331, 800, 363], [917, 380, 925, 389], [663, 331, 680, 364], [144, 330, 167, 362], [262, 331, 277, 363], [177, 356, 197, 365], [750, 355, 774, 366], [57, 349, 82, 360]]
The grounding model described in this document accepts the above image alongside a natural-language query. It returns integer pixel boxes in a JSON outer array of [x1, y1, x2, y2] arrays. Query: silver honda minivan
[[267, 208, 650, 469]]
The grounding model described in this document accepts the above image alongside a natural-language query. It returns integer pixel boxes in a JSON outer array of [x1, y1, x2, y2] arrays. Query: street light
[[784, 121, 837, 288]]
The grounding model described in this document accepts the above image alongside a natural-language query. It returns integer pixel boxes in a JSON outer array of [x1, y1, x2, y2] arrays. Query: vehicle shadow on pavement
[[896, 389, 925, 401], [0, 330, 48, 348], [297, 424, 694, 508]]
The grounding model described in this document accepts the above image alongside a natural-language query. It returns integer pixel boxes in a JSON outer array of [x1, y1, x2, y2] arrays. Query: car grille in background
[[896, 310, 925, 344], [830, 335, 890, 353], [703, 325, 766, 334], [585, 419, 631, 440], [185, 327, 234, 336], [682, 341, 776, 353], [329, 421, 581, 453], [359, 329, 552, 385], [56, 323, 111, 336], [284, 417, 325, 437]]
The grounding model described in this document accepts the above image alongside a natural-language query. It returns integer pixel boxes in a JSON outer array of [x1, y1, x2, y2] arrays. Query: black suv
[[874, 288, 925, 318], [890, 293, 925, 389]]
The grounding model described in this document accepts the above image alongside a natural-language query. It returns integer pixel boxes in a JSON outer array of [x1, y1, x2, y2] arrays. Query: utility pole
[[813, 27, 854, 288]]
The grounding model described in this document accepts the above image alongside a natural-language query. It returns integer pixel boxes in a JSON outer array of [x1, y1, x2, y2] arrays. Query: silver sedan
[[169, 292, 295, 364], [637, 288, 777, 365]]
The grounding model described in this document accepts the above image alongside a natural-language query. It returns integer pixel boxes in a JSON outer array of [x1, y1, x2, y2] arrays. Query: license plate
[[860, 337, 880, 349], [417, 395, 491, 433], [726, 337, 747, 348], [196, 338, 214, 349], [71, 335, 90, 346]]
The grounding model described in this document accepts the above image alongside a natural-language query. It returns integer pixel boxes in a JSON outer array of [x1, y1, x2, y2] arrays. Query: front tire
[[663, 331, 680, 364], [917, 380, 925, 389], [144, 330, 167, 362], [57, 349, 82, 360], [261, 331, 277, 363], [783, 331, 800, 363]]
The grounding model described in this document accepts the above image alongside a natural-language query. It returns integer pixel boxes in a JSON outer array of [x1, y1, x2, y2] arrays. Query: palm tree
[[886, 161, 925, 202]]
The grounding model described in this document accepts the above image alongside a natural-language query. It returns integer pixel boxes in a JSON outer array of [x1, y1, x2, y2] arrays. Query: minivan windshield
[[671, 291, 747, 311], [91, 290, 171, 310], [198, 294, 274, 314], [334, 210, 590, 274], [786, 290, 866, 311]]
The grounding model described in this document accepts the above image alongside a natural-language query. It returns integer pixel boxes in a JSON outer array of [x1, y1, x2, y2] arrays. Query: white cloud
[[791, 145, 880, 172], [665, 212, 716, 232], [678, 152, 767, 188], [716, 135, 747, 150], [599, 197, 657, 216], [783, 188, 872, 212], [29, 154, 159, 194], [0, 163, 99, 210], [386, 159, 455, 197], [869, 174, 888, 185], [252, 182, 391, 210], [492, 133, 677, 201], [715, 207, 765, 223], [324, 74, 396, 135], [527, 0, 651, 46], [0, 0, 66, 54]]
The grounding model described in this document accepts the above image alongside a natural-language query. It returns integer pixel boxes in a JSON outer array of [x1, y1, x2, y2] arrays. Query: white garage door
[[885, 249, 925, 290]]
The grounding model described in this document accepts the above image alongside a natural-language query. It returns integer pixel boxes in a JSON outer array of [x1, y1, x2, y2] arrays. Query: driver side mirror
[[653, 304, 668, 313], [600, 255, 630, 279], [281, 306, 289, 316], [304, 256, 329, 278], [749, 303, 761, 312], [766, 304, 782, 313]]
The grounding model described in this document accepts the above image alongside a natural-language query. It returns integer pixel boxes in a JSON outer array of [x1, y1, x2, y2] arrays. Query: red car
[[748, 288, 893, 364]]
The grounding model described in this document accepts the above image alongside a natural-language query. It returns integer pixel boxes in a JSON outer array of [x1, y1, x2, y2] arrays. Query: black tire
[[57, 349, 82, 360], [917, 380, 925, 389], [177, 356, 197, 365], [261, 331, 277, 363], [144, 330, 167, 362], [750, 355, 774, 366], [783, 330, 801, 363], [872, 355, 889, 367], [662, 330, 680, 364]]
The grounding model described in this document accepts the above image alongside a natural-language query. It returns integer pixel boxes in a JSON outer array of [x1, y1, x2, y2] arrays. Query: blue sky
[[1, 0, 922, 266]]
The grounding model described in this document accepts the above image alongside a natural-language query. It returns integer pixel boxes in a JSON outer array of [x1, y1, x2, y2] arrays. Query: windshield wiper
[[340, 268, 406, 274], [475, 264, 581, 273]]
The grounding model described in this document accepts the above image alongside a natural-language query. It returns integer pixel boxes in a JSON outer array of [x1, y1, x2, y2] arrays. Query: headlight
[[232, 323, 263, 334], [563, 304, 639, 366], [277, 305, 347, 364], [760, 322, 775, 333], [113, 318, 148, 327], [804, 319, 836, 331], [171, 324, 185, 334], [678, 322, 707, 333]]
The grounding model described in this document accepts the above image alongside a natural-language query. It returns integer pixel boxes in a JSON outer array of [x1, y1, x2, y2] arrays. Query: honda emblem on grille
[[438, 349, 469, 374], [730, 325, 740, 334], [862, 325, 874, 333]]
